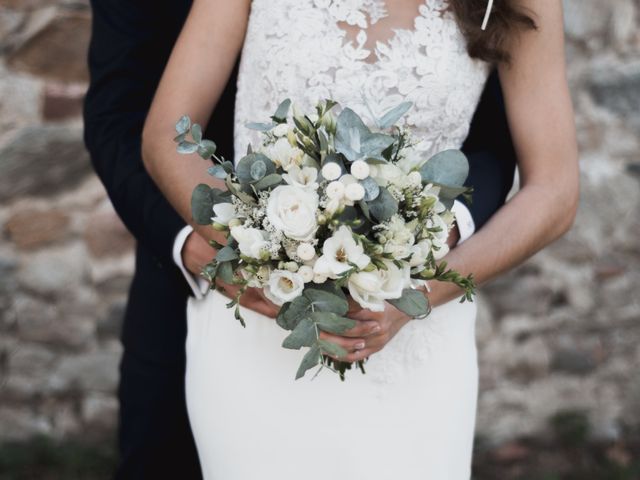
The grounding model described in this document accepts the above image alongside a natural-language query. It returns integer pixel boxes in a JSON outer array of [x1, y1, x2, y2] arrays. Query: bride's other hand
[[322, 302, 411, 363], [183, 230, 279, 318]]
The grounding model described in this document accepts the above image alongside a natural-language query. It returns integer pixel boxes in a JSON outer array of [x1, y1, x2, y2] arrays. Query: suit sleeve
[[461, 70, 517, 231], [83, 0, 188, 266]]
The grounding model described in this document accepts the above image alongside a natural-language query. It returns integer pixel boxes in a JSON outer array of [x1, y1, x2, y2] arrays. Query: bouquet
[[173, 99, 475, 379]]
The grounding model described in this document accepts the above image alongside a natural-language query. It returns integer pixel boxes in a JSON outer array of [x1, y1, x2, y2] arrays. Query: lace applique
[[323, 0, 388, 27]]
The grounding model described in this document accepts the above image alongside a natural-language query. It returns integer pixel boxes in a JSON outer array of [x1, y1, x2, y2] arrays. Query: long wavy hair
[[448, 0, 537, 64]]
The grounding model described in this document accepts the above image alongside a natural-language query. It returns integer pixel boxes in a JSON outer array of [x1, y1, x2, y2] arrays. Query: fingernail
[[355, 342, 365, 350], [372, 325, 381, 333]]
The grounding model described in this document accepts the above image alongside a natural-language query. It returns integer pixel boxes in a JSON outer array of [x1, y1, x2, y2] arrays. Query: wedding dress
[[186, 1, 490, 478]]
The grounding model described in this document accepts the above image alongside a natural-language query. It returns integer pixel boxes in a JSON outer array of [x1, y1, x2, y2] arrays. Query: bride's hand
[[183, 230, 279, 318], [321, 300, 411, 363]]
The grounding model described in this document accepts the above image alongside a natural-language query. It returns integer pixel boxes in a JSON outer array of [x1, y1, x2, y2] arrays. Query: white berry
[[298, 265, 314, 283], [296, 243, 316, 261], [344, 182, 365, 201], [326, 181, 345, 200], [350, 160, 370, 180], [321, 162, 342, 181]]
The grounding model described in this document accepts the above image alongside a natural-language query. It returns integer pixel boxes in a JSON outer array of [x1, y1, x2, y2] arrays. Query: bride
[[142, 0, 578, 478]]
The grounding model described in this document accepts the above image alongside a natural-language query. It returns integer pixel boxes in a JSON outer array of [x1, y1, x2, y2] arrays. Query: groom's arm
[[461, 70, 517, 231], [83, 0, 190, 266]]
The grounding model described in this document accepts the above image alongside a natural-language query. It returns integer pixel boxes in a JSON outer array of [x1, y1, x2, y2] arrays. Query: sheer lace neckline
[[329, 0, 445, 65]]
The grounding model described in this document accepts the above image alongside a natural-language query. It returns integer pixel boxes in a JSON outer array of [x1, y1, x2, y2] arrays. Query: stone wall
[[0, 0, 639, 452]]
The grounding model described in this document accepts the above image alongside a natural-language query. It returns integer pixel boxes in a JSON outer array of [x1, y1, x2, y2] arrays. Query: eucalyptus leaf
[[388, 289, 430, 318], [282, 317, 316, 350], [254, 173, 283, 191], [197, 139, 217, 159], [295, 344, 321, 380], [175, 115, 191, 135], [236, 153, 275, 184], [191, 123, 202, 144], [278, 295, 312, 330], [360, 177, 380, 201], [191, 184, 214, 225], [177, 141, 199, 155], [216, 246, 238, 262], [361, 133, 395, 159], [225, 176, 256, 205], [208, 165, 228, 179], [272, 98, 292, 122], [250, 159, 267, 180], [310, 312, 356, 335], [367, 187, 398, 221], [217, 261, 235, 284], [419, 149, 469, 187], [377, 101, 413, 129], [318, 339, 348, 359], [303, 289, 349, 315]]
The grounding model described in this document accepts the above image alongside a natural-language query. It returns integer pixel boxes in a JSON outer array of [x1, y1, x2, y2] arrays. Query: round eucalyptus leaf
[[419, 149, 469, 187], [191, 123, 202, 144], [207, 165, 228, 179], [360, 177, 380, 201], [250, 159, 267, 180], [177, 141, 198, 154], [367, 187, 398, 221], [175, 115, 191, 135]]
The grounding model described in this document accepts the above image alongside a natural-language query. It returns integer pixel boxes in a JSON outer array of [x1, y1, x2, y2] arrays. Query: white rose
[[313, 225, 370, 279], [347, 260, 411, 312], [282, 166, 318, 191], [211, 203, 236, 225], [263, 269, 305, 306], [266, 185, 318, 241], [230, 226, 269, 260]]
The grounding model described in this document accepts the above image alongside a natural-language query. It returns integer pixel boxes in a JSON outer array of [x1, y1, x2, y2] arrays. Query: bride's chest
[[242, 0, 488, 115]]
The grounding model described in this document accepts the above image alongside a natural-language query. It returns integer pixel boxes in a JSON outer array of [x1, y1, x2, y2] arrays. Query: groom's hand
[[183, 231, 279, 318]]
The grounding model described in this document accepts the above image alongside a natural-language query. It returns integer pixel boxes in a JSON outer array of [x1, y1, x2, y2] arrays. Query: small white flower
[[263, 269, 305, 306], [266, 185, 319, 241], [326, 181, 345, 200], [321, 162, 342, 181], [313, 225, 370, 279], [324, 198, 342, 216], [230, 226, 269, 260], [298, 265, 314, 283], [407, 171, 423, 187], [296, 242, 316, 261], [272, 123, 290, 137], [350, 160, 370, 180], [211, 203, 236, 225], [282, 165, 319, 191], [380, 215, 415, 259], [264, 137, 304, 171], [371, 163, 404, 187], [409, 240, 432, 267], [344, 182, 365, 202]]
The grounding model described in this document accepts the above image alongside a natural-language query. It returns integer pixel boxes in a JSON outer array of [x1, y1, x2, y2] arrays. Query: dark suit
[[83, 1, 515, 478]]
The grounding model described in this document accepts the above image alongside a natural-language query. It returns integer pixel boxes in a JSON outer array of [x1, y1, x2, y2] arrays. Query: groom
[[83, 0, 516, 478]]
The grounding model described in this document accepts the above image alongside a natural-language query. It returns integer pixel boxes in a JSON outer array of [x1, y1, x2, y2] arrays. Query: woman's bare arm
[[428, 0, 579, 305], [341, 0, 579, 362], [142, 0, 251, 243]]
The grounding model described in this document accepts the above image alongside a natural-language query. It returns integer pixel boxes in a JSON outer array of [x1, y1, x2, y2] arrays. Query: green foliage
[[377, 101, 413, 129], [388, 289, 430, 318], [419, 149, 469, 187], [367, 187, 398, 221], [236, 153, 276, 184]]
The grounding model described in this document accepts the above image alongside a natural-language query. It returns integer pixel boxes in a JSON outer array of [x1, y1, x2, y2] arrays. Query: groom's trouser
[[115, 247, 202, 479]]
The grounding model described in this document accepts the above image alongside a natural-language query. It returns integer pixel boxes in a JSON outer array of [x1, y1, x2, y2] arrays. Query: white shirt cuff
[[452, 200, 476, 245], [173, 225, 210, 299]]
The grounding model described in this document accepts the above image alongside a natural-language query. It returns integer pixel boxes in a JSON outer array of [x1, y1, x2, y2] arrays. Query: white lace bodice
[[234, 0, 491, 161]]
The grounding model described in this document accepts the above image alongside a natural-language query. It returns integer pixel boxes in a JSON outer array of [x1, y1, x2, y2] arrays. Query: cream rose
[[266, 185, 318, 241], [347, 260, 411, 312], [230, 226, 269, 260]]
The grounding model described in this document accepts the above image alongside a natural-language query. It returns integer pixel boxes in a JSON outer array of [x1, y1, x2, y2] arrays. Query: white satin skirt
[[186, 289, 478, 480]]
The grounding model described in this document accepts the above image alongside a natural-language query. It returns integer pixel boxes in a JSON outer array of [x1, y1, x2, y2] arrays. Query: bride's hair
[[448, 0, 537, 64]]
